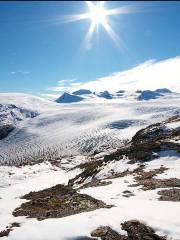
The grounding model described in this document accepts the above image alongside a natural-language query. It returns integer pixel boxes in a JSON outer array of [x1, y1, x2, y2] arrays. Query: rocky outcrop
[[0, 124, 15, 140], [0, 103, 38, 140], [90, 220, 167, 240], [121, 220, 166, 240], [68, 159, 104, 187], [104, 115, 180, 163], [0, 222, 20, 238], [13, 184, 111, 220], [69, 116, 179, 189], [91, 226, 125, 240], [158, 188, 180, 201]]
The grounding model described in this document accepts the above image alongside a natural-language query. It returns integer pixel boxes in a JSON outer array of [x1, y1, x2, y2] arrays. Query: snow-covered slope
[[0, 115, 179, 240], [0, 103, 38, 126], [0, 91, 180, 240], [0, 93, 57, 113], [0, 91, 180, 165], [0, 103, 38, 140]]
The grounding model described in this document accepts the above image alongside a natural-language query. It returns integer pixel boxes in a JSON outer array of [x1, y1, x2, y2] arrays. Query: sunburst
[[49, 1, 145, 49]]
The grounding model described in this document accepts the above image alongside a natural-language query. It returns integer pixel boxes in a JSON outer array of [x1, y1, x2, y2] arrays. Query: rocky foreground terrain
[[0, 114, 179, 239]]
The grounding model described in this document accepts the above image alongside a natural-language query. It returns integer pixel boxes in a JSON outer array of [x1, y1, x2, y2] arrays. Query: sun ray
[[42, 13, 89, 27], [104, 22, 131, 55], [106, 5, 149, 16], [84, 22, 96, 46], [54, 13, 89, 24], [47, 1, 145, 50], [103, 22, 121, 48]]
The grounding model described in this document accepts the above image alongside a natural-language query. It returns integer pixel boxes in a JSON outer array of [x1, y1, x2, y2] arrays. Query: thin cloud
[[20, 71, 30, 75], [46, 57, 180, 98], [80, 56, 180, 93], [10, 71, 30, 75], [58, 78, 77, 85], [39, 93, 59, 100], [47, 78, 80, 92], [47, 86, 70, 92]]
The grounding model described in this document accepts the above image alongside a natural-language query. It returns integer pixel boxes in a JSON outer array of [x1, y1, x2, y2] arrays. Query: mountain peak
[[56, 92, 83, 103], [72, 89, 92, 95], [98, 90, 112, 99]]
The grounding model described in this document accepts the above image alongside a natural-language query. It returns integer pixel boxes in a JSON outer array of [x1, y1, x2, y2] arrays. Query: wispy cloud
[[47, 78, 81, 92], [58, 79, 76, 84], [39, 93, 59, 100], [47, 86, 70, 92], [45, 57, 180, 100], [10, 71, 30, 75], [80, 56, 180, 93]]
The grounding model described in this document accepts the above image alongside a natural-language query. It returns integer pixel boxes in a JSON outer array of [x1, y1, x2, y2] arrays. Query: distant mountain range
[[55, 88, 174, 103]]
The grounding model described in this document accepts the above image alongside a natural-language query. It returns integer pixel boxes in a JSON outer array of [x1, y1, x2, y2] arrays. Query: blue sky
[[0, 1, 180, 96]]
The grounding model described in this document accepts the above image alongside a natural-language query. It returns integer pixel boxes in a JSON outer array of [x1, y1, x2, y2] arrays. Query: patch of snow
[[1, 172, 179, 240], [0, 162, 79, 231], [96, 159, 138, 180], [144, 150, 180, 179], [166, 121, 180, 130], [0, 103, 38, 127]]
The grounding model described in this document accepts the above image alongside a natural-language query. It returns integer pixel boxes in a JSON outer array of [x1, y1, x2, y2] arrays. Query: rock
[[13, 184, 110, 220], [90, 220, 167, 240], [10, 222, 20, 228], [122, 190, 135, 198], [104, 116, 180, 163], [68, 159, 104, 187], [69, 116, 179, 188], [0, 229, 11, 237], [121, 220, 166, 240], [158, 188, 180, 201], [0, 124, 15, 140], [131, 123, 167, 144], [131, 177, 180, 191], [91, 226, 126, 239], [0, 222, 20, 238], [91, 226, 109, 237]]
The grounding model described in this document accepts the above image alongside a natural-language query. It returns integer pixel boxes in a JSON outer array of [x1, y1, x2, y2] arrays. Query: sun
[[53, 1, 140, 49], [87, 2, 108, 25]]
